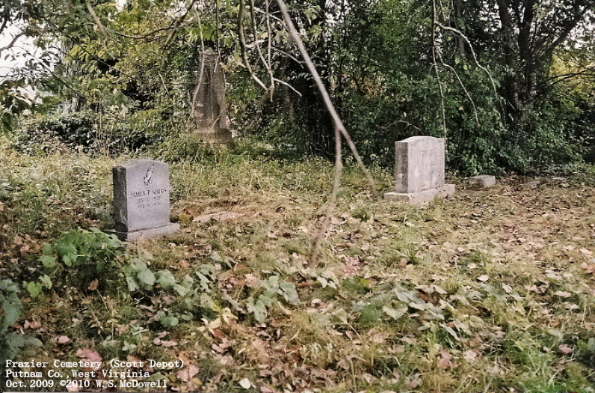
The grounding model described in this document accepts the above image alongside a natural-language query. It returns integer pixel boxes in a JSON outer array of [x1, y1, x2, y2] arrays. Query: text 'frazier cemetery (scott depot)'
[[4, 358, 183, 391]]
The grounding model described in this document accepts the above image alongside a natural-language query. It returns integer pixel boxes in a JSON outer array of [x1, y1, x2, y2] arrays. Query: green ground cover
[[1, 137, 595, 392]]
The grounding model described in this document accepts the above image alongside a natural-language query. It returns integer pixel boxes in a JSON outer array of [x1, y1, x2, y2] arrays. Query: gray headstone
[[191, 49, 232, 145], [522, 179, 541, 189], [385, 136, 455, 204], [113, 159, 179, 240], [468, 175, 496, 188]]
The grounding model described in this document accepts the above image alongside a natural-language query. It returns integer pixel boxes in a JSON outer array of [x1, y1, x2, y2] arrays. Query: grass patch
[[2, 136, 595, 391]]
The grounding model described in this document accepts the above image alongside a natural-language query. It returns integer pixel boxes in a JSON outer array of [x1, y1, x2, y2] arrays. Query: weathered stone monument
[[384, 136, 455, 204], [113, 159, 179, 240], [190, 48, 232, 145], [468, 175, 496, 188]]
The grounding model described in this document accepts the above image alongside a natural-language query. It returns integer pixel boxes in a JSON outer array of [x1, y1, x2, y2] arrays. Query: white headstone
[[385, 136, 455, 204]]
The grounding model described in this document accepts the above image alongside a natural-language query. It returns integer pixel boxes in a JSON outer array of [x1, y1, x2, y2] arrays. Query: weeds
[[2, 136, 595, 392]]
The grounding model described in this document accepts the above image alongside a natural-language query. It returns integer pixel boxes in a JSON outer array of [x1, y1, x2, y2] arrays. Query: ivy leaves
[[0, 279, 23, 335], [27, 228, 124, 296], [123, 257, 156, 292], [1, 279, 42, 362], [247, 275, 300, 323]]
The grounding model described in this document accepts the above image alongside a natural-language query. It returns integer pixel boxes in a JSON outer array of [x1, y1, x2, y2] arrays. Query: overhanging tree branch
[[275, 0, 376, 191], [249, 0, 275, 100], [436, 50, 480, 126], [50, 0, 184, 42], [238, 0, 267, 91], [85, 0, 108, 38], [541, 8, 589, 61], [164, 0, 200, 47], [547, 65, 595, 88], [275, 0, 377, 262], [0, 32, 25, 54], [189, 7, 206, 120], [431, 0, 447, 136], [434, 20, 503, 114]]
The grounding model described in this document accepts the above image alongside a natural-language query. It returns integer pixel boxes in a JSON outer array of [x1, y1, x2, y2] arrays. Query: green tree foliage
[[3, 0, 595, 173], [30, 0, 194, 147], [316, 0, 595, 173], [0, 1, 43, 133], [308, 0, 507, 172], [444, 0, 595, 171], [7, 0, 328, 152]]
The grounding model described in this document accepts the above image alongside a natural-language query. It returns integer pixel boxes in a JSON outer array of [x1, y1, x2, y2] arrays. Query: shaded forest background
[[1, 0, 595, 175]]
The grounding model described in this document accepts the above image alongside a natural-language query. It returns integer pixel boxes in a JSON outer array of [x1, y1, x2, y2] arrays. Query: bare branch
[[272, 47, 301, 63], [379, 120, 423, 133], [158, 71, 169, 93], [275, 0, 376, 189], [275, 0, 377, 262], [190, 8, 207, 119], [547, 65, 595, 88], [254, 7, 285, 24], [249, 0, 275, 99], [434, 21, 501, 108], [238, 0, 267, 90], [266, 0, 275, 101], [273, 77, 302, 97], [110, 26, 176, 40], [311, 126, 342, 264], [0, 32, 25, 54], [164, 0, 200, 47], [436, 50, 480, 125], [215, 0, 221, 54], [434, 67, 447, 136], [85, 0, 108, 38], [431, 0, 447, 136], [265, 0, 273, 72]]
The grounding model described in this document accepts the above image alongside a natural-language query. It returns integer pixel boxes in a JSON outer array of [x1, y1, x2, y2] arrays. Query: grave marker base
[[384, 184, 455, 205], [112, 223, 180, 241]]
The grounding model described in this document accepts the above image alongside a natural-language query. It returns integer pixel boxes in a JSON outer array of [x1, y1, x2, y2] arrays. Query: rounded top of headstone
[[117, 159, 165, 168], [402, 136, 443, 142]]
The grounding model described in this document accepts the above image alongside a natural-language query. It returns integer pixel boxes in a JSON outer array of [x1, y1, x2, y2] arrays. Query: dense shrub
[[13, 112, 97, 154], [12, 111, 156, 155]]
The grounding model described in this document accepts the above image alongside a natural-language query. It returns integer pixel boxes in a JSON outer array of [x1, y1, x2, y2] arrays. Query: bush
[[13, 112, 97, 154], [155, 131, 223, 163], [36, 228, 124, 292], [12, 111, 158, 156]]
